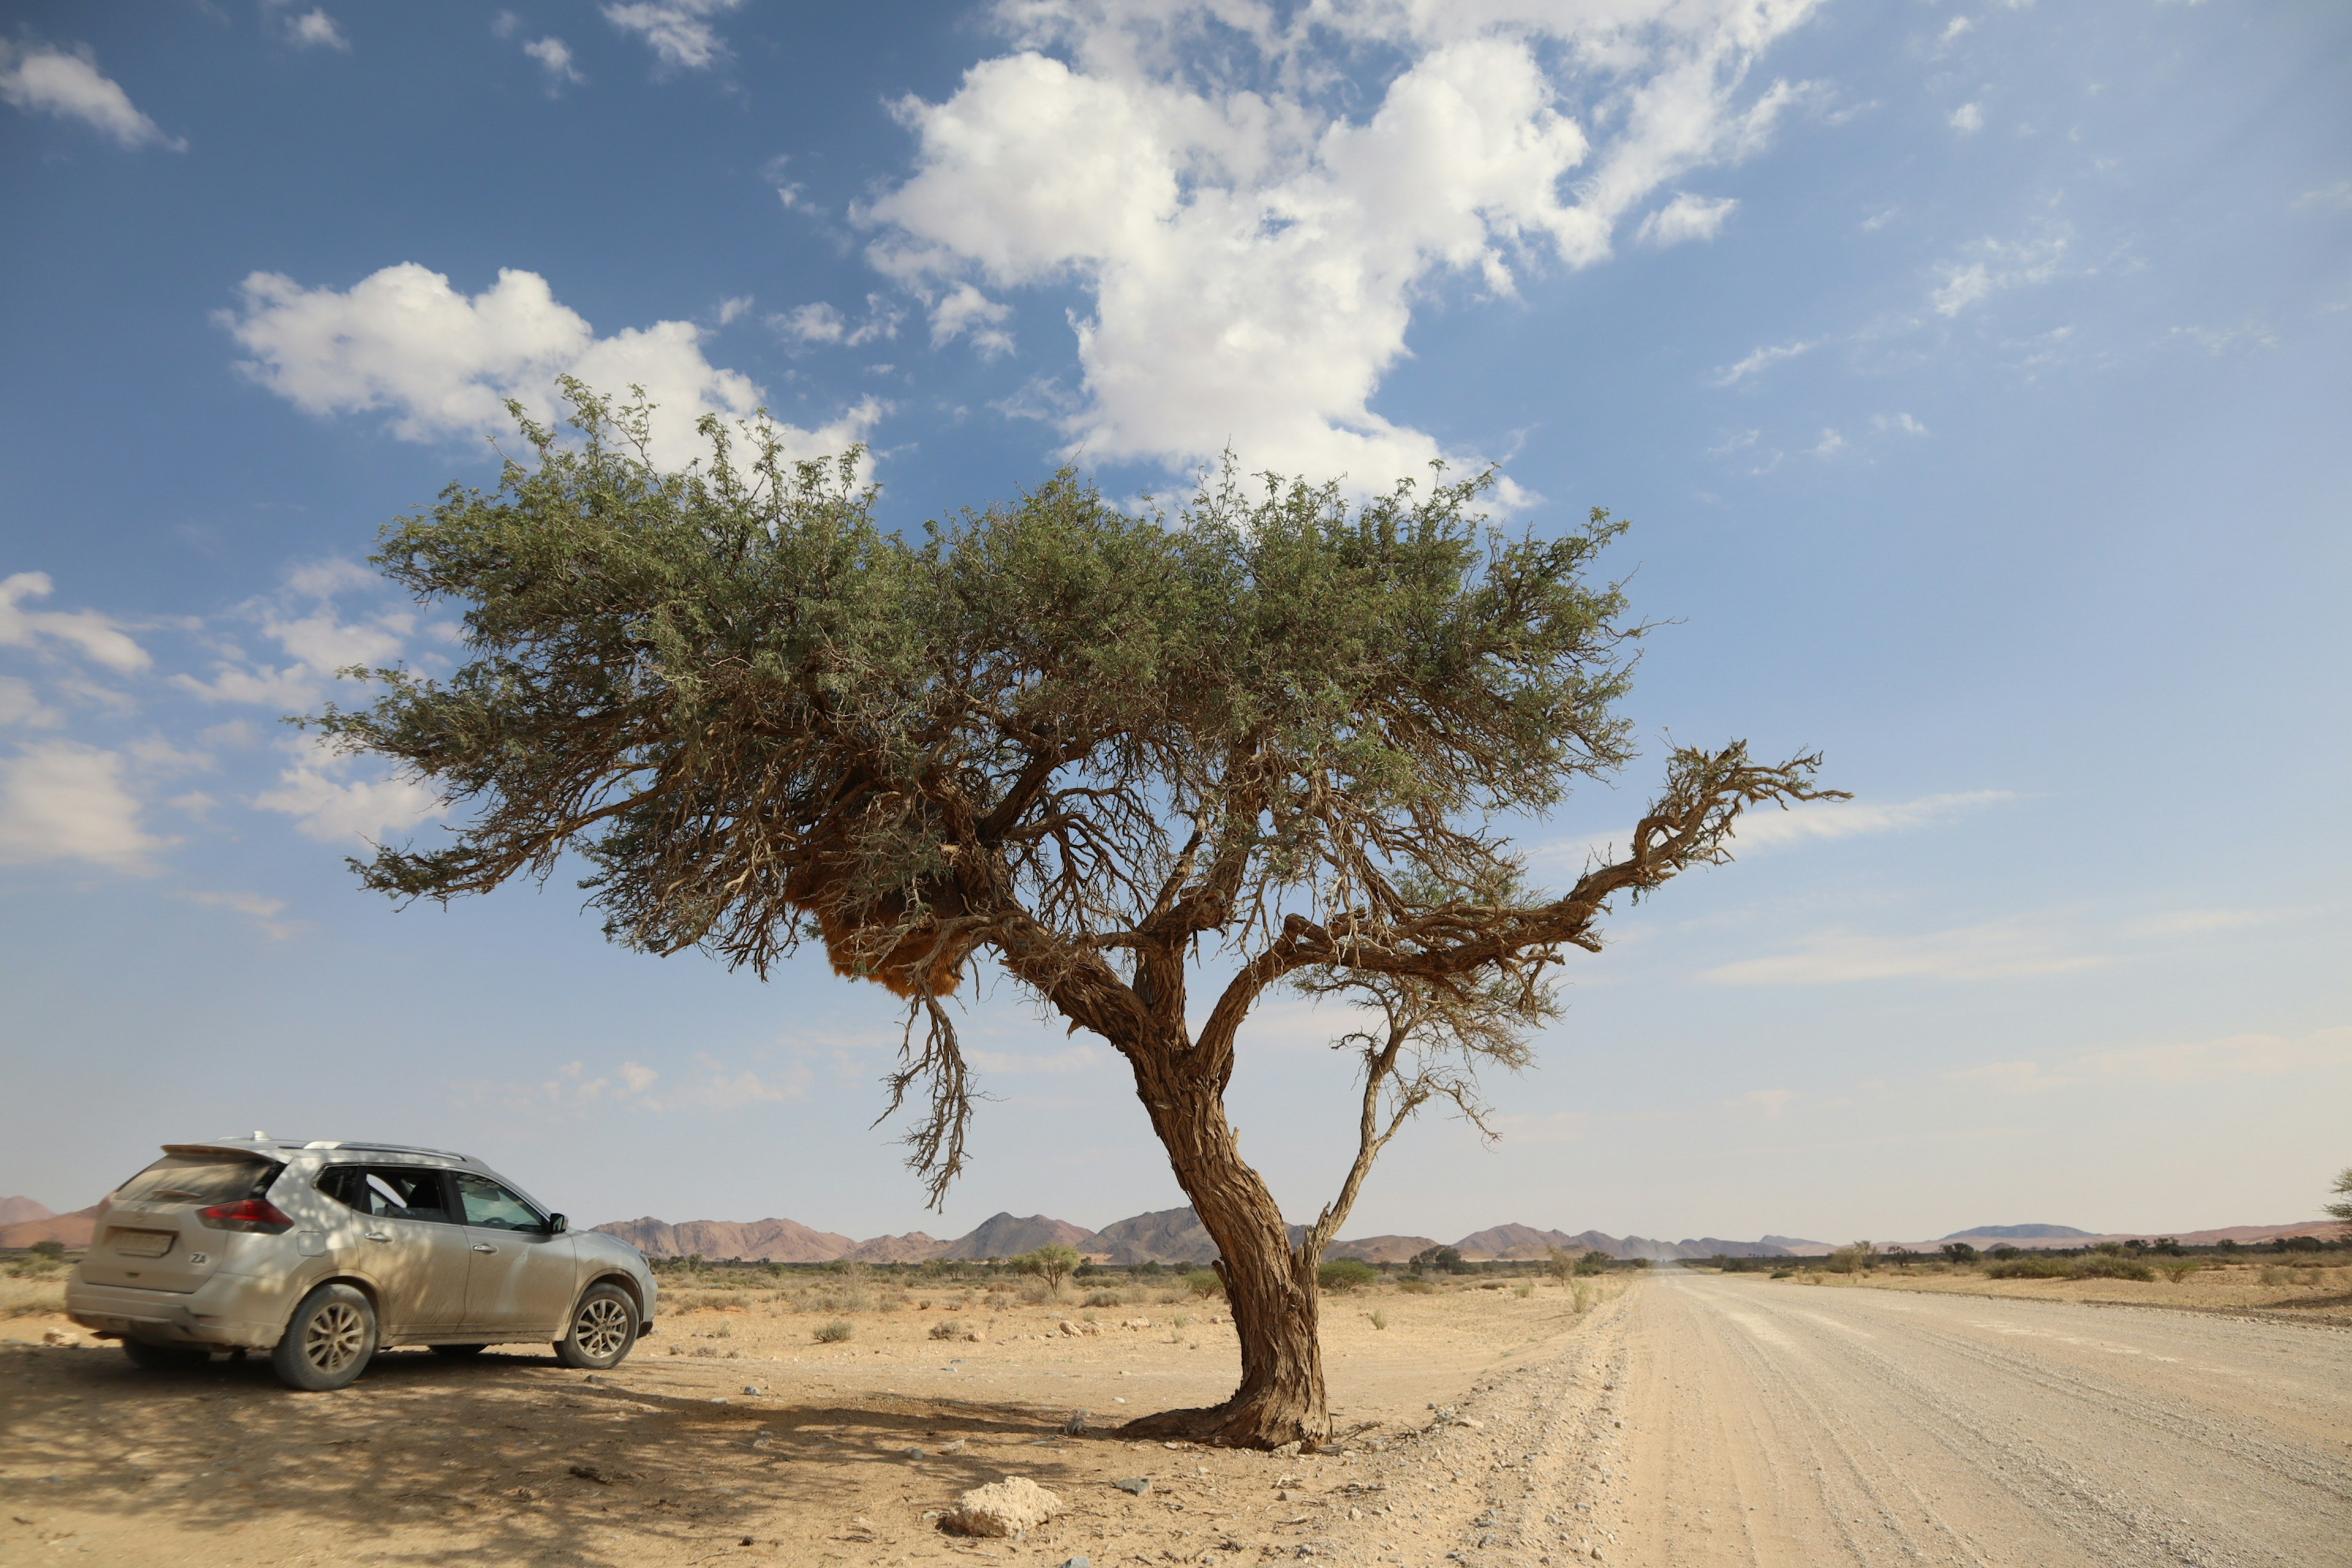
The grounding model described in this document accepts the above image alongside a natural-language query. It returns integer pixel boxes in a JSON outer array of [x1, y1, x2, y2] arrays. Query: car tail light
[[197, 1198, 295, 1234]]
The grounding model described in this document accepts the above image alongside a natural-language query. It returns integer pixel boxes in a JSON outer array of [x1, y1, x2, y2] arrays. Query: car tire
[[271, 1283, 378, 1392], [554, 1281, 638, 1370], [122, 1338, 211, 1371], [430, 1343, 489, 1358]]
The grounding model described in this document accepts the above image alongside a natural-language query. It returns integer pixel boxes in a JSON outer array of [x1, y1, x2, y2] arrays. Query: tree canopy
[[313, 385, 1838, 1445]]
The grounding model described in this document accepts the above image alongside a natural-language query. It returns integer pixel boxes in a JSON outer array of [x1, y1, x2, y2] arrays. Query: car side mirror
[[547, 1213, 569, 1235]]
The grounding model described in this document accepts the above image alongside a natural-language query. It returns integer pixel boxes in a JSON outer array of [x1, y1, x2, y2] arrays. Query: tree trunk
[[1118, 1061, 1331, 1449]]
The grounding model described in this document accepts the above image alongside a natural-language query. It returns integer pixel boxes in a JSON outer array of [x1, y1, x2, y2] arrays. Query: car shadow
[[1, 1340, 1111, 1566]]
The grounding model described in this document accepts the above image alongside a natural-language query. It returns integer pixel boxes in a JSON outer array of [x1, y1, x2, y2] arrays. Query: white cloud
[[1938, 17, 1974, 47], [603, 0, 741, 70], [1732, 788, 2018, 850], [1873, 411, 1928, 435], [1930, 231, 2067, 316], [1809, 426, 1844, 457], [170, 559, 412, 707], [772, 297, 900, 350], [522, 36, 585, 87], [1946, 1026, 2352, 1095], [0, 676, 60, 729], [716, 293, 753, 325], [1702, 912, 2105, 986], [930, 282, 1015, 355], [222, 262, 880, 472], [464, 1052, 809, 1115], [0, 741, 167, 871], [0, 573, 151, 674], [1711, 337, 1815, 386], [2294, 181, 2352, 213], [176, 889, 296, 939], [0, 40, 183, 151], [1950, 102, 1983, 134], [285, 10, 351, 51], [252, 736, 446, 845], [1636, 192, 1738, 247], [862, 2, 1819, 490]]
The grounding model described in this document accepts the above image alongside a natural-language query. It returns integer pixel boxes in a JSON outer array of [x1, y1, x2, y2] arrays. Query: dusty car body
[[66, 1135, 656, 1389]]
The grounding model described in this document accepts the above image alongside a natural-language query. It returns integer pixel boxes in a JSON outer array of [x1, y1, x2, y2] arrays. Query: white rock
[[940, 1475, 1065, 1538]]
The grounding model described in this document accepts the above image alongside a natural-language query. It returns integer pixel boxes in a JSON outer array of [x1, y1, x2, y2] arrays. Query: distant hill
[[1325, 1234, 1441, 1264], [590, 1215, 855, 1262], [938, 1212, 1097, 1260], [1090, 1206, 1219, 1265], [1944, 1223, 2095, 1241], [0, 1205, 100, 1250], [0, 1197, 55, 1227], [840, 1232, 949, 1264]]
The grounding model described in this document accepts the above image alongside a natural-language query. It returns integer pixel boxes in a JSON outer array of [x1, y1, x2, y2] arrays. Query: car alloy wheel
[[304, 1299, 368, 1376], [575, 1295, 630, 1361]]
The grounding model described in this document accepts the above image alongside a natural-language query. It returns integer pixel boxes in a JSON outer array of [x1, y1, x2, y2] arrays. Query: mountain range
[[588, 1206, 1823, 1264]]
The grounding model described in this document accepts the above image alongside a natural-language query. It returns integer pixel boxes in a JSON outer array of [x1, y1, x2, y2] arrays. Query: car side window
[[319, 1165, 452, 1223], [454, 1173, 544, 1231]]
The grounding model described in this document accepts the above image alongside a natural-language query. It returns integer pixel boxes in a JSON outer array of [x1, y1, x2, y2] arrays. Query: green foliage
[[2076, 1255, 2157, 1281], [1410, 1245, 1467, 1275], [2278, 1234, 2323, 1252], [29, 1240, 64, 1260], [1572, 1249, 1610, 1276], [2328, 1167, 2352, 1229], [1986, 1256, 2076, 1279], [1317, 1258, 1379, 1293], [1183, 1269, 1225, 1298], [1825, 1242, 1877, 1275], [1012, 1243, 1082, 1290], [1939, 1242, 1979, 1265]]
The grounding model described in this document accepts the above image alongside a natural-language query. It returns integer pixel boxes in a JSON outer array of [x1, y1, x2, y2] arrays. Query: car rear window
[[114, 1154, 282, 1206]]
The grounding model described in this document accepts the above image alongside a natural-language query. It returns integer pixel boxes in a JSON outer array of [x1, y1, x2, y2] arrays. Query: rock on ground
[[940, 1475, 1064, 1538]]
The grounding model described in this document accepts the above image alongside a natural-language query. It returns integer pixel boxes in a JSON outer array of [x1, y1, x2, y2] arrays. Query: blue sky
[[2, 1, 2346, 1246]]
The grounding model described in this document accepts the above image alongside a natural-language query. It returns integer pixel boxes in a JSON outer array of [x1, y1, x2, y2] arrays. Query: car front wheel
[[271, 1283, 377, 1391], [554, 1281, 637, 1370]]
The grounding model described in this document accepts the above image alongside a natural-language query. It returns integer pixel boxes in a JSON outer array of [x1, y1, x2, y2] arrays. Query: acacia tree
[[314, 386, 1838, 1449]]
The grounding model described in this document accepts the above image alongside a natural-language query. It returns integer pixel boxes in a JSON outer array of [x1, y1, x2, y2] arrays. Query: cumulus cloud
[[0, 573, 150, 674], [929, 282, 1014, 353], [861, 1, 1819, 489], [283, 10, 352, 51], [0, 40, 183, 151], [1949, 101, 1983, 134], [603, 0, 741, 70], [0, 676, 60, 729], [170, 558, 413, 707], [252, 735, 445, 845], [0, 741, 167, 871], [523, 36, 585, 87], [222, 262, 880, 471], [1636, 192, 1738, 247], [1873, 411, 1928, 435], [1930, 231, 2067, 317]]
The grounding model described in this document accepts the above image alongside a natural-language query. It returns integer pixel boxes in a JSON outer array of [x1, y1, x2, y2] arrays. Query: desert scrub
[[1370, 1308, 1390, 1330], [0, 1275, 68, 1318], [1513, 1280, 1535, 1299], [2157, 1260, 2203, 1283], [813, 1319, 854, 1343], [1396, 1276, 1435, 1295], [1084, 1289, 1126, 1308], [2075, 1256, 2155, 1281], [1317, 1259, 1378, 1294], [1183, 1270, 1224, 1298], [1570, 1282, 1593, 1314], [1986, 1256, 2076, 1280], [928, 1319, 965, 1340]]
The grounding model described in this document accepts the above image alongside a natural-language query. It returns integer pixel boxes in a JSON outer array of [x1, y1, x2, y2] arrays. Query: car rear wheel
[[271, 1283, 377, 1391], [554, 1281, 637, 1370], [122, 1338, 211, 1371], [430, 1343, 489, 1358]]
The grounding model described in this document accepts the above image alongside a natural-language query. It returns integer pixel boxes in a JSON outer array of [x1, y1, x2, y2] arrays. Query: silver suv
[[66, 1136, 658, 1391]]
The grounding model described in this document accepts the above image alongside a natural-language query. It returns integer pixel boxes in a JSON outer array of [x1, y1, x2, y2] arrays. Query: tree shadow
[[1, 1342, 1113, 1565]]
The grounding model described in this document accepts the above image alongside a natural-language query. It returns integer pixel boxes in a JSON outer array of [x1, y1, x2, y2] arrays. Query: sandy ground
[[1789, 1261, 2352, 1328], [5, 1268, 2348, 1566], [1610, 1272, 2352, 1567], [0, 1278, 1632, 1566]]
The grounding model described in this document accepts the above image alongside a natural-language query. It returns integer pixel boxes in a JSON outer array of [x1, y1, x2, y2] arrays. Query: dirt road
[[1607, 1272, 2352, 1567]]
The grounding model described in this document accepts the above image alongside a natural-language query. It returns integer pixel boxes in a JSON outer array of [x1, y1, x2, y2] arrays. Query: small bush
[[1370, 1308, 1390, 1330], [1084, 1289, 1125, 1308], [2157, 1261, 2201, 1284], [1182, 1270, 1224, 1298], [1986, 1256, 2075, 1279], [1396, 1275, 1436, 1294], [813, 1319, 854, 1344], [1318, 1259, 1379, 1294], [1769, 1268, 1794, 1280], [1514, 1280, 1535, 1299], [1573, 1250, 1610, 1276], [1570, 1281, 1593, 1313], [2075, 1256, 2155, 1282], [928, 1319, 963, 1340], [1171, 1313, 1192, 1329]]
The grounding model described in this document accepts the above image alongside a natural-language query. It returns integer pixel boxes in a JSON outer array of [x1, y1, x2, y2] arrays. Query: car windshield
[[115, 1153, 281, 1206]]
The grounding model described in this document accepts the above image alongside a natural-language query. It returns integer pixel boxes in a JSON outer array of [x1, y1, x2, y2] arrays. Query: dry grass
[[1, 1275, 69, 1319]]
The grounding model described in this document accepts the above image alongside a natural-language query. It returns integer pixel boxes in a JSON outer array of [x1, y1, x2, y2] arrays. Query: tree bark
[[1118, 1057, 1330, 1449]]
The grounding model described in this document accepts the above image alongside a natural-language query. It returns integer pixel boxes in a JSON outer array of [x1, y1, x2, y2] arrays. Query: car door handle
[[364, 1232, 390, 1243], [472, 1243, 497, 1254]]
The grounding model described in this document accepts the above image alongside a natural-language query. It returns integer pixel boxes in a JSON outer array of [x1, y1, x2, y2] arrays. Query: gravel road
[[1602, 1272, 2352, 1567]]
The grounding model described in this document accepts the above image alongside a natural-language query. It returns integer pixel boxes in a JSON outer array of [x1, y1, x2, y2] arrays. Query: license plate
[[113, 1229, 174, 1258]]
